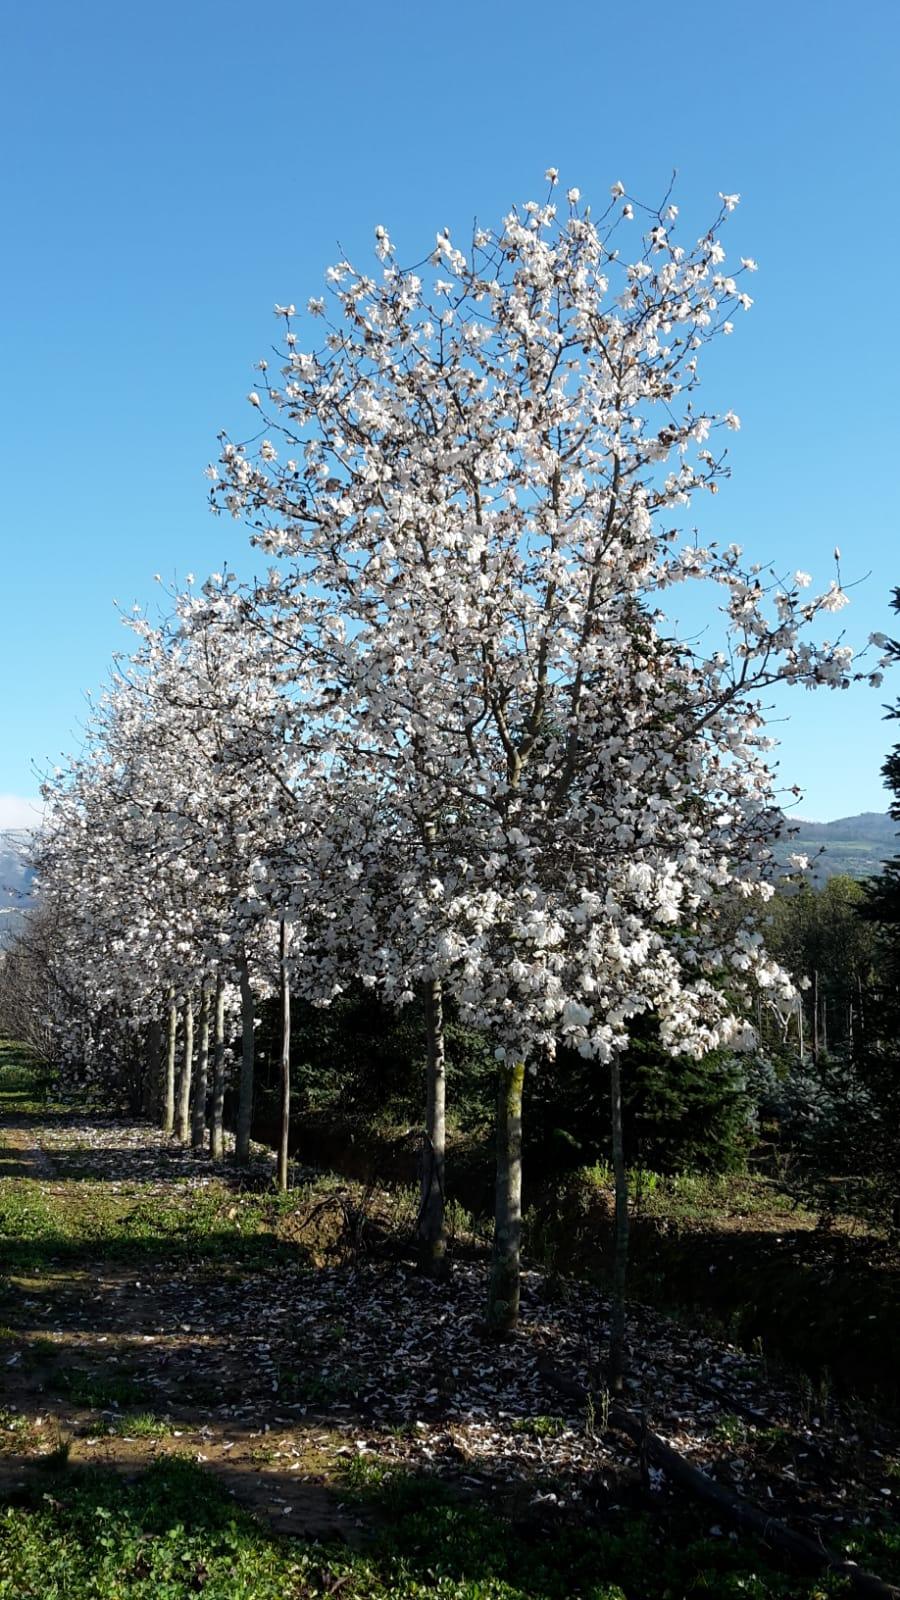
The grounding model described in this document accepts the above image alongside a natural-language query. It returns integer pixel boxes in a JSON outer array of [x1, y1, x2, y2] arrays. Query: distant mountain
[[776, 812, 898, 882], [0, 831, 34, 941], [0, 815, 894, 945]]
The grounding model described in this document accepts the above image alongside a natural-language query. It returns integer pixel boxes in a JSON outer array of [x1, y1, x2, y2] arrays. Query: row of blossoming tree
[[20, 176, 889, 1383]]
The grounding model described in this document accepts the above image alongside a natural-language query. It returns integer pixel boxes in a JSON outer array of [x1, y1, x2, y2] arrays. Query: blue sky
[[1, 0, 898, 828]]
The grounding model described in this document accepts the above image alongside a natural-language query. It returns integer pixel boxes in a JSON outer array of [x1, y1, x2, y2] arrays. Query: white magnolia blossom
[[201, 181, 888, 1066], [31, 178, 892, 1087]]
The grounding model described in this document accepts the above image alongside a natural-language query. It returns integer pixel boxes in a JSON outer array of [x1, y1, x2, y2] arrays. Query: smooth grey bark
[[235, 951, 255, 1166], [417, 975, 447, 1276], [486, 1059, 525, 1334], [607, 1049, 630, 1393], [162, 994, 177, 1135], [277, 919, 291, 1193], [176, 995, 194, 1144], [191, 988, 210, 1151], [144, 1017, 163, 1117], [209, 976, 227, 1162]]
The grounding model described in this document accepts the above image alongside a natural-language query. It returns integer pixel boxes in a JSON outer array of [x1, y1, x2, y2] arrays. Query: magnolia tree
[[213, 174, 889, 1365], [30, 595, 303, 1159], [122, 594, 288, 1163]]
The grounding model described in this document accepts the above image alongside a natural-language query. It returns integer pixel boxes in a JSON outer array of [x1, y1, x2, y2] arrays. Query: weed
[[0, 1408, 32, 1435], [60, 1372, 150, 1410], [341, 1452, 389, 1490], [509, 1414, 567, 1440], [107, 1412, 173, 1439], [277, 1363, 365, 1404], [320, 1318, 347, 1342], [712, 1413, 748, 1448], [30, 1335, 59, 1361], [247, 1442, 278, 1463], [0, 1408, 45, 1453], [755, 1424, 792, 1454]]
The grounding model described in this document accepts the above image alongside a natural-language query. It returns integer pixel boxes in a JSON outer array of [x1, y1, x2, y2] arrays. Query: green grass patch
[[509, 1415, 567, 1439], [106, 1412, 173, 1439], [276, 1365, 366, 1405], [0, 1040, 52, 1110], [0, 1408, 35, 1439], [0, 1407, 46, 1453], [712, 1413, 749, 1448], [4, 1454, 890, 1600], [59, 1372, 151, 1410], [0, 1179, 63, 1255], [0, 1170, 302, 1273], [0, 1458, 311, 1599], [337, 1463, 900, 1598], [594, 1166, 802, 1225]]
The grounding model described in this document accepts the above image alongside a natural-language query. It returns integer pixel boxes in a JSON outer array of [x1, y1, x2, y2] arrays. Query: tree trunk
[[418, 975, 447, 1276], [191, 988, 210, 1151], [813, 969, 820, 1062], [209, 976, 226, 1162], [486, 1059, 525, 1334], [607, 1048, 630, 1393], [235, 950, 255, 1166], [857, 971, 866, 1046], [277, 920, 291, 1193], [126, 1024, 144, 1116], [144, 1017, 162, 1117], [162, 994, 177, 1135], [176, 995, 194, 1144]]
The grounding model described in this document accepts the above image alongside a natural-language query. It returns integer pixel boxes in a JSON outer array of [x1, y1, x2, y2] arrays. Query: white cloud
[[0, 794, 45, 831]]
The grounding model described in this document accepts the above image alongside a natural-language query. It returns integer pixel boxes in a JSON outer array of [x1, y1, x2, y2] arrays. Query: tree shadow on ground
[[1, 1104, 277, 1183], [4, 1245, 899, 1577]]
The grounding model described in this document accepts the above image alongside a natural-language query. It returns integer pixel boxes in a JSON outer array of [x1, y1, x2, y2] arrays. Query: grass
[[276, 1365, 366, 1404], [59, 1372, 152, 1410], [0, 1043, 55, 1114], [0, 1168, 307, 1273], [0, 1407, 68, 1458], [0, 1408, 38, 1441], [712, 1413, 750, 1448], [509, 1415, 567, 1439], [0, 1059, 387, 1276], [577, 1163, 802, 1226], [106, 1412, 173, 1439], [1, 1455, 895, 1599], [0, 1458, 308, 1600]]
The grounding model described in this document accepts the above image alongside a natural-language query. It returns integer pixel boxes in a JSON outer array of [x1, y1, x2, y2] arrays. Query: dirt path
[[0, 1109, 364, 1539], [0, 1118, 54, 1180]]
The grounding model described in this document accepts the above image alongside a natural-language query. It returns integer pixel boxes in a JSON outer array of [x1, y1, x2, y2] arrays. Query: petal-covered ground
[[2, 1101, 899, 1583]]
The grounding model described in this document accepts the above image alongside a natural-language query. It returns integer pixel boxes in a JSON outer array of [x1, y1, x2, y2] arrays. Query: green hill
[[776, 811, 897, 882]]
